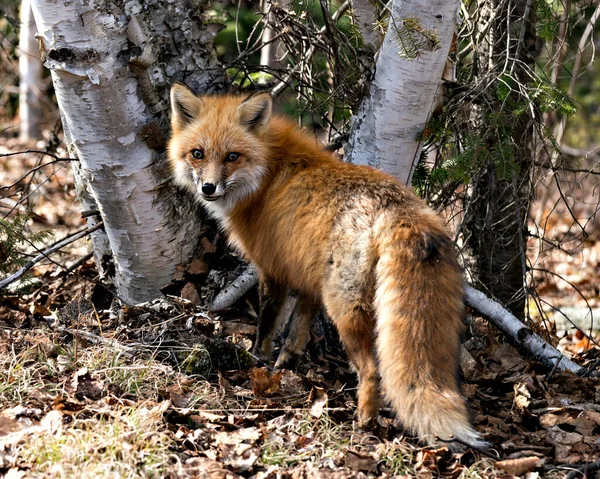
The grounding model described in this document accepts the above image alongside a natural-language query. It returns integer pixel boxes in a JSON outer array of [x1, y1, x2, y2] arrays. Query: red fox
[[168, 83, 484, 448]]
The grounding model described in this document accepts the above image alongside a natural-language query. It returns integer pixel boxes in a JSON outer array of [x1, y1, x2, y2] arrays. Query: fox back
[[168, 84, 485, 449]]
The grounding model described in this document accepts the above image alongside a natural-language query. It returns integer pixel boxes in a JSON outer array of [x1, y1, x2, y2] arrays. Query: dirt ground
[[1, 137, 600, 478]]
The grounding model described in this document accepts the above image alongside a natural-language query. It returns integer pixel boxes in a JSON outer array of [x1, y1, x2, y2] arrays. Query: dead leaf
[[30, 301, 51, 317], [345, 450, 378, 474], [180, 457, 241, 478], [0, 416, 24, 436], [168, 381, 195, 409], [308, 386, 328, 418], [250, 367, 282, 397], [514, 382, 531, 413], [460, 346, 479, 379], [71, 367, 106, 400], [188, 258, 209, 275], [489, 343, 527, 372], [201, 237, 217, 253], [181, 282, 201, 305], [214, 427, 261, 447], [189, 410, 227, 425], [52, 395, 86, 414], [496, 456, 542, 476], [56, 354, 74, 373], [214, 427, 261, 472], [280, 369, 305, 396], [41, 410, 63, 435]]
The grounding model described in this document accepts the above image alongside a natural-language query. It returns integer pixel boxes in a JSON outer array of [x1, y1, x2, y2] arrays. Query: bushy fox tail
[[374, 214, 485, 448]]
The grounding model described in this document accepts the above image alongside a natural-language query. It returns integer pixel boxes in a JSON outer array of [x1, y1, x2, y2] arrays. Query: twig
[[568, 0, 600, 97], [271, 0, 350, 96], [210, 265, 259, 311], [0, 152, 78, 192], [562, 458, 600, 479], [66, 252, 94, 273], [465, 286, 584, 375], [53, 324, 137, 356], [81, 209, 101, 218], [0, 222, 104, 291]]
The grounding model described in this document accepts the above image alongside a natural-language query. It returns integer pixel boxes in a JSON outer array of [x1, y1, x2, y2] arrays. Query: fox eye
[[191, 149, 204, 160], [226, 152, 240, 162]]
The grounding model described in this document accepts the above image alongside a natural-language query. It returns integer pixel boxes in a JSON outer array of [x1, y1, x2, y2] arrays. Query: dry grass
[[0, 327, 512, 478]]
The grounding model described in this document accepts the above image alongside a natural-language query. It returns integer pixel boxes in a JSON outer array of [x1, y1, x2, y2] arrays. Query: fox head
[[167, 83, 272, 215]]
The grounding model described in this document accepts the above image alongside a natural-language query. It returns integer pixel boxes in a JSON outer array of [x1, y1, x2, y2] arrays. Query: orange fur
[[168, 84, 485, 447]]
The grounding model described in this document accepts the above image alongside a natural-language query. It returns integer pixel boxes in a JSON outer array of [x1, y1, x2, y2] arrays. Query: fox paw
[[274, 348, 302, 369]]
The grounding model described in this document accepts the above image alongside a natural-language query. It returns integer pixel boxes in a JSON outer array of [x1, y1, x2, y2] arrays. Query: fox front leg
[[253, 276, 288, 362], [275, 293, 320, 369]]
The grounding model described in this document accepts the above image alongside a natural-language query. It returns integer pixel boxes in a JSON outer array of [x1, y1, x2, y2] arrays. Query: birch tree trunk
[[345, 0, 460, 184], [30, 0, 223, 304], [19, 0, 43, 140]]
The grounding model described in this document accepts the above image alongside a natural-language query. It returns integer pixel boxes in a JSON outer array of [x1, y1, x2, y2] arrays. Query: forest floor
[[1, 140, 600, 478]]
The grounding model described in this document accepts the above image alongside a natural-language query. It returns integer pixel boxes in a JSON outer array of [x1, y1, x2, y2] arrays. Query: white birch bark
[[345, 0, 460, 184], [30, 0, 223, 304], [351, 0, 381, 50], [18, 0, 43, 140], [465, 286, 584, 374]]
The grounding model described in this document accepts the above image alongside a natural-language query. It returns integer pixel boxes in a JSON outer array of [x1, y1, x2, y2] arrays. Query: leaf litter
[[2, 147, 600, 478]]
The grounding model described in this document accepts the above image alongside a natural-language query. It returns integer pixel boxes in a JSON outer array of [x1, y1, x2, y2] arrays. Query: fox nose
[[202, 183, 216, 195]]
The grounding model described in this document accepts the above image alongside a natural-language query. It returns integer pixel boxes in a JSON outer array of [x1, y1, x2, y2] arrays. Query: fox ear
[[238, 92, 272, 132], [170, 83, 202, 130]]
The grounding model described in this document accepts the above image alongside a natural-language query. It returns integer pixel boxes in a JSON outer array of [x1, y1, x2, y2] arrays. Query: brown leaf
[[52, 395, 85, 414], [214, 427, 261, 472], [190, 410, 227, 425], [345, 450, 378, 474], [188, 258, 209, 275], [513, 382, 531, 413], [279, 369, 305, 396], [201, 237, 217, 253], [180, 457, 241, 479], [496, 456, 542, 476], [30, 301, 51, 317], [250, 367, 282, 397], [71, 367, 106, 400], [181, 282, 201, 305], [496, 456, 544, 476], [0, 416, 24, 436]]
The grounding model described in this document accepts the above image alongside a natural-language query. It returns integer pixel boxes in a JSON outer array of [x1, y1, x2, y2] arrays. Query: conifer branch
[[0, 222, 104, 291]]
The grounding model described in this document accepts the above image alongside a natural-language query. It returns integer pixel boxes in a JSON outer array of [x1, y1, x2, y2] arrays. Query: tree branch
[[465, 286, 584, 375], [209, 266, 259, 312], [210, 269, 586, 375], [210, 266, 586, 374], [0, 222, 104, 291]]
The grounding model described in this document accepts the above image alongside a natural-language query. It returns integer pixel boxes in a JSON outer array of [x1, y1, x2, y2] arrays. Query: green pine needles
[[391, 17, 440, 59], [0, 212, 53, 278]]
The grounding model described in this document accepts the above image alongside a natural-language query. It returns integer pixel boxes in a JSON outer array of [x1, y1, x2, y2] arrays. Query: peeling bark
[[346, 0, 460, 185], [30, 0, 223, 303]]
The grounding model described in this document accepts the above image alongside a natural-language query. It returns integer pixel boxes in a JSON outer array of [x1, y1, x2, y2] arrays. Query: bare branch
[[0, 222, 104, 291], [210, 265, 259, 312], [465, 286, 585, 375]]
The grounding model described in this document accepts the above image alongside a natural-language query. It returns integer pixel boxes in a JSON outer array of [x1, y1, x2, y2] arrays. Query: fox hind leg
[[324, 298, 381, 425]]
